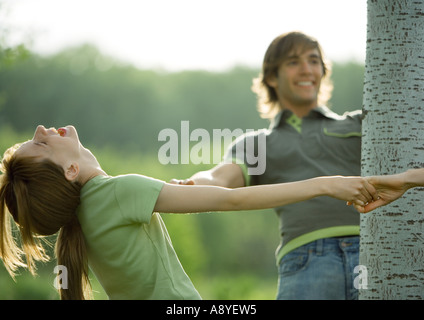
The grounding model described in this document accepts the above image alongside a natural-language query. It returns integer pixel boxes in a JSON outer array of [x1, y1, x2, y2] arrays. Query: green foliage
[[0, 44, 31, 71], [330, 61, 365, 113], [0, 44, 364, 154], [0, 44, 365, 299], [0, 45, 267, 155], [0, 269, 57, 300], [195, 273, 277, 300]]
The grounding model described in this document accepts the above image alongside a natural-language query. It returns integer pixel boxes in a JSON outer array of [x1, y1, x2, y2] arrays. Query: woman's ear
[[64, 163, 80, 182]]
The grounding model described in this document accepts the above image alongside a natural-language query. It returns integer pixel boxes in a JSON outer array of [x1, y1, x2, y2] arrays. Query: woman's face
[[15, 125, 82, 169]]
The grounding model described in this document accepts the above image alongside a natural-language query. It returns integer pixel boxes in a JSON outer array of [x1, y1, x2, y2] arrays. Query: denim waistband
[[295, 236, 359, 256]]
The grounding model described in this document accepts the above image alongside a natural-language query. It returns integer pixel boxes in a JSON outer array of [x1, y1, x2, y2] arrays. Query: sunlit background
[[2, 0, 367, 71], [0, 0, 367, 300]]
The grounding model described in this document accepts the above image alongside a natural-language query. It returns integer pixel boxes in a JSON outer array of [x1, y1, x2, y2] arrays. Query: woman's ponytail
[[56, 217, 92, 300]]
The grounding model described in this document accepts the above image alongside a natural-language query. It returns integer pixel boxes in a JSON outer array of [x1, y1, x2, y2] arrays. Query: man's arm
[[361, 168, 424, 213], [171, 163, 246, 188]]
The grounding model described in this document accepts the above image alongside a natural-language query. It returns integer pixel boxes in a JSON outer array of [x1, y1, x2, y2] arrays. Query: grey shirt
[[224, 106, 362, 264]]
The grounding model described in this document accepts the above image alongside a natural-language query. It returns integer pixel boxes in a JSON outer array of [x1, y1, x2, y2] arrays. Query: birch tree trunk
[[360, 0, 424, 299]]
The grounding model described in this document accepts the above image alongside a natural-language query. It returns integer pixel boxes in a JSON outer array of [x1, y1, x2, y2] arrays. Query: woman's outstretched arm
[[154, 176, 377, 214]]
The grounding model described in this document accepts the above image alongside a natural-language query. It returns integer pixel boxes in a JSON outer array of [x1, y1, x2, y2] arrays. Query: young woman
[[0, 125, 377, 300]]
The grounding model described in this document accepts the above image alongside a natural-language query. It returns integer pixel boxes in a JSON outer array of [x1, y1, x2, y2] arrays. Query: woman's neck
[[77, 148, 108, 185]]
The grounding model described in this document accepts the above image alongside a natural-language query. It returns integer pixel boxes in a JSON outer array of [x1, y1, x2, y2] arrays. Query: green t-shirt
[[76, 174, 201, 300]]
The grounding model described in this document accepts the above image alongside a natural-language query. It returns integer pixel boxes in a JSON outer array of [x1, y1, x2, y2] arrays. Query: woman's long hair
[[0, 144, 92, 300]]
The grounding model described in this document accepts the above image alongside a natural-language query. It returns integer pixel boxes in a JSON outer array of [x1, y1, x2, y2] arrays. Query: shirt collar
[[269, 106, 345, 129]]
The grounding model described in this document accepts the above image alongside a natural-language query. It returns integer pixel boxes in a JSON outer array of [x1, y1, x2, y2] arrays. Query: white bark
[[360, 0, 424, 299]]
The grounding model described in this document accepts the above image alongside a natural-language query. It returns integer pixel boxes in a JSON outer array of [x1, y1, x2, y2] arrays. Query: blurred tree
[[0, 1, 31, 118], [0, 45, 364, 154], [0, 44, 30, 70], [360, 0, 424, 299], [330, 62, 365, 113]]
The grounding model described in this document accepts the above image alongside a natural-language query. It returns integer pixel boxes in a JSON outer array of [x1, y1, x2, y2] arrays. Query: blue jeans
[[276, 236, 359, 300]]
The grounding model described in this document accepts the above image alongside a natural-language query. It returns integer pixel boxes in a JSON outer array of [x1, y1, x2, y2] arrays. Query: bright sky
[[1, 0, 367, 71]]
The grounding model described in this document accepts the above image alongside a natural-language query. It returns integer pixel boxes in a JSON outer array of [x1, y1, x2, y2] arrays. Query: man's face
[[269, 47, 324, 109]]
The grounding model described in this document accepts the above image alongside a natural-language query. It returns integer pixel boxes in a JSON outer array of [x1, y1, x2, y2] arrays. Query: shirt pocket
[[321, 124, 362, 163]]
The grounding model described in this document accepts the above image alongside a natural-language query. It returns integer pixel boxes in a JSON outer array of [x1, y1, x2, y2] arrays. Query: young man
[[173, 32, 363, 299]]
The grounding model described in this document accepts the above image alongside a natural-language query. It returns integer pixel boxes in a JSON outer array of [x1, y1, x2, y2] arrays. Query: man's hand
[[357, 174, 410, 213], [169, 179, 195, 185]]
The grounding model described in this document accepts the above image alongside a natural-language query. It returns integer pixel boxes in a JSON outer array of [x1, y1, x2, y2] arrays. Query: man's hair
[[251, 31, 334, 119]]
